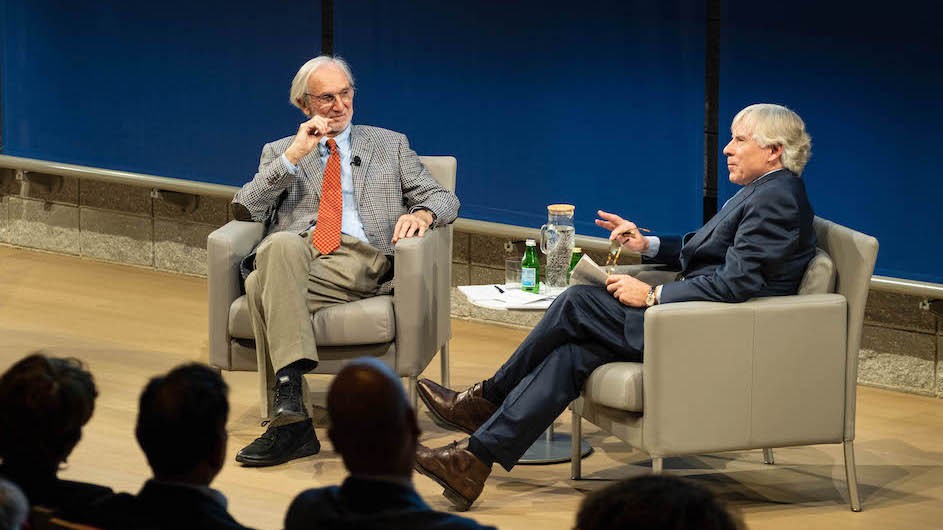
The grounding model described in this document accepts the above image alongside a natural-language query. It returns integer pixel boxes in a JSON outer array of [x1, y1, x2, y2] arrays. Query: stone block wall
[[861, 291, 942, 397], [0, 176, 230, 277], [2, 174, 941, 398]]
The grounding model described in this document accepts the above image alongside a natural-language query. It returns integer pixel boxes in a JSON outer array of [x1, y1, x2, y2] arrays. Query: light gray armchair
[[570, 216, 878, 512], [207, 156, 456, 417]]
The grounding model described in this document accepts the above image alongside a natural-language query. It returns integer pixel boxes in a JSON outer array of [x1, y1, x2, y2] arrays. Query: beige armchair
[[207, 156, 456, 417], [570, 216, 878, 512]]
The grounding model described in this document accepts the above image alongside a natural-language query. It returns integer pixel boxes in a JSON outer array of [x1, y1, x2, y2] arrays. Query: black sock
[[275, 359, 318, 381], [480, 379, 501, 404], [467, 436, 495, 468]]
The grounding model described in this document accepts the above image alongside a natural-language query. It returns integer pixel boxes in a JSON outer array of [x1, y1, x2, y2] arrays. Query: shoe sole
[[417, 388, 475, 435], [235, 439, 321, 468], [413, 461, 473, 511]]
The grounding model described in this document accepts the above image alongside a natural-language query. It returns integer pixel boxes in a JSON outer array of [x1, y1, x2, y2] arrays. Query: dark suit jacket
[[0, 465, 113, 520], [624, 168, 815, 352], [87, 480, 252, 530], [285, 477, 496, 530]]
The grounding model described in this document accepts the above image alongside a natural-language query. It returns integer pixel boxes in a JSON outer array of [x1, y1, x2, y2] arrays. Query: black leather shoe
[[271, 373, 306, 425], [235, 421, 320, 467]]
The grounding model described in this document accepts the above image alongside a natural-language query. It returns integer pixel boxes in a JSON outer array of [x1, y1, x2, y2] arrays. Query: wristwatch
[[645, 285, 658, 307]]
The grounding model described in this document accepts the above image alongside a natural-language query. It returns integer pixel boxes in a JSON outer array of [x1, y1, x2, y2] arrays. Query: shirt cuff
[[642, 236, 660, 258], [280, 153, 299, 175], [654, 284, 663, 304]]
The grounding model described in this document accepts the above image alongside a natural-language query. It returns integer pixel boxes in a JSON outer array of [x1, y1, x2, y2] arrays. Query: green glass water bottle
[[567, 246, 583, 283], [521, 239, 540, 293]]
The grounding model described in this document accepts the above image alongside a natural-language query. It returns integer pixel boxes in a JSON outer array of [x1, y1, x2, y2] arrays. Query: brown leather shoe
[[414, 440, 492, 511], [417, 379, 497, 434]]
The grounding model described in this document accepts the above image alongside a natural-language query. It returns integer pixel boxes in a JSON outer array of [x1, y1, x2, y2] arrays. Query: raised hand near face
[[284, 115, 333, 166]]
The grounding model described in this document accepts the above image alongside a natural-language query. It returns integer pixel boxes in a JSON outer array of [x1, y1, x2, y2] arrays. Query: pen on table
[[494, 285, 505, 293]]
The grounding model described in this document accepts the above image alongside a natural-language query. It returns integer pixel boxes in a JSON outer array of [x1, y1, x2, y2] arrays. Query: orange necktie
[[312, 139, 342, 254]]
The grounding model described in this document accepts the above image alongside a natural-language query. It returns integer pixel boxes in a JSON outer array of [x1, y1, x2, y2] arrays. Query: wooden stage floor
[[1, 245, 942, 529]]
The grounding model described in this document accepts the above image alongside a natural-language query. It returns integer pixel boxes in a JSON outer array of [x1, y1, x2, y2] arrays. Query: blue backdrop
[[334, 0, 706, 237], [2, 0, 941, 282], [720, 0, 943, 283], [0, 0, 320, 186]]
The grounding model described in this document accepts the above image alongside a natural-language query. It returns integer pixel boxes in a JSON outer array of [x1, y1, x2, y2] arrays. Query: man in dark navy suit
[[284, 358, 495, 530], [414, 104, 817, 510]]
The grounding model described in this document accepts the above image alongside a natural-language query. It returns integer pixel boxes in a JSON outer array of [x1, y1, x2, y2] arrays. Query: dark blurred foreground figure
[[0, 478, 28, 530], [0, 353, 113, 518], [88, 363, 252, 530], [575, 476, 744, 530], [285, 358, 495, 530]]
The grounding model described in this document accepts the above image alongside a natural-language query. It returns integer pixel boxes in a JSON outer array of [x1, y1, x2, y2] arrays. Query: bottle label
[[521, 267, 537, 288]]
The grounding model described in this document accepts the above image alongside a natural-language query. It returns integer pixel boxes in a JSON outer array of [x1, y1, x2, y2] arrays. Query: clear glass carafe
[[539, 204, 576, 295]]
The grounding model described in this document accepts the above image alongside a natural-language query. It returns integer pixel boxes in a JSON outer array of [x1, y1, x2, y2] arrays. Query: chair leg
[[440, 342, 451, 388], [652, 457, 663, 475], [844, 440, 863, 512], [407, 376, 419, 411], [763, 448, 775, 465], [571, 407, 582, 480]]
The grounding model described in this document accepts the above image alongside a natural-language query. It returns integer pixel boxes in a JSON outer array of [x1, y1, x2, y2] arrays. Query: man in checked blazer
[[231, 55, 459, 467], [414, 104, 817, 510]]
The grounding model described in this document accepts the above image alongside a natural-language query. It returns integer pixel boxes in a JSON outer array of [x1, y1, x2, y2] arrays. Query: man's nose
[[722, 140, 734, 156]]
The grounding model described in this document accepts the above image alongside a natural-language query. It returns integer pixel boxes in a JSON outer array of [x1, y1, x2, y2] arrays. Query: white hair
[[289, 55, 355, 111], [732, 104, 812, 175]]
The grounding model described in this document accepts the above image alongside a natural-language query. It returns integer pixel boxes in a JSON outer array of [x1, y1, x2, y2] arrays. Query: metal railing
[[2, 153, 940, 299]]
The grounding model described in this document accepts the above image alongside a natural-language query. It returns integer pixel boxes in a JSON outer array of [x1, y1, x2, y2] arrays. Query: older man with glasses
[[231, 55, 460, 467]]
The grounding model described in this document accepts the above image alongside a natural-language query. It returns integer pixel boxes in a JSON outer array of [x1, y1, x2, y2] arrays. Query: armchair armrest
[[207, 220, 265, 370], [393, 228, 450, 376], [640, 293, 847, 455]]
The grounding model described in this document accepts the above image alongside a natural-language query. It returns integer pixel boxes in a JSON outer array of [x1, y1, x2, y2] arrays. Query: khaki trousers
[[245, 231, 390, 414]]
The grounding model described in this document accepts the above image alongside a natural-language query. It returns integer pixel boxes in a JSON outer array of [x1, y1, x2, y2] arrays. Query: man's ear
[[297, 99, 311, 117], [768, 143, 784, 163]]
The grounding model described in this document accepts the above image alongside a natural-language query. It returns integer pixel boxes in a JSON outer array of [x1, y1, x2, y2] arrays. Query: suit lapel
[[351, 126, 375, 205], [298, 145, 325, 201], [681, 169, 789, 266]]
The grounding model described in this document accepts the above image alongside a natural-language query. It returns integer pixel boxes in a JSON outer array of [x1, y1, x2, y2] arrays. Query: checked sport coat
[[233, 125, 460, 257]]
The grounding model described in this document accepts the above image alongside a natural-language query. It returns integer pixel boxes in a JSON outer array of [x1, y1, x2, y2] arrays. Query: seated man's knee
[[257, 231, 305, 260], [556, 284, 605, 308]]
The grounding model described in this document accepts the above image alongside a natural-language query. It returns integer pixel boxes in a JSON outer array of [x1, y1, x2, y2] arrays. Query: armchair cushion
[[582, 362, 644, 412], [797, 248, 836, 295], [229, 295, 395, 346]]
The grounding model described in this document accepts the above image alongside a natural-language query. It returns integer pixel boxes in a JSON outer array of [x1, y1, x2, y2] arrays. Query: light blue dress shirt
[[279, 124, 369, 244]]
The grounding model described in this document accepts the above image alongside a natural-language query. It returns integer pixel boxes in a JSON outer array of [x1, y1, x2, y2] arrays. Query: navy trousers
[[473, 284, 644, 471]]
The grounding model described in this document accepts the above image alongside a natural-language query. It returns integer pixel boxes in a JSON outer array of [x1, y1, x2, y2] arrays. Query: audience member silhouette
[[0, 353, 112, 519], [285, 358, 495, 530], [0, 478, 28, 530], [575, 475, 744, 530], [88, 363, 252, 530]]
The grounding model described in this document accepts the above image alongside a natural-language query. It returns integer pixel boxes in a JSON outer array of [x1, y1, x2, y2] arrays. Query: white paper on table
[[457, 284, 555, 310]]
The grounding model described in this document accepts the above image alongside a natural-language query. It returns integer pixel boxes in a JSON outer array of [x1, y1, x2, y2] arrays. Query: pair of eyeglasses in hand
[[605, 227, 651, 275]]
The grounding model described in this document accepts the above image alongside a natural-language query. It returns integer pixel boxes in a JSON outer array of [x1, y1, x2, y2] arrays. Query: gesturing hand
[[284, 115, 332, 165], [595, 210, 650, 254], [605, 274, 651, 307], [392, 210, 434, 243]]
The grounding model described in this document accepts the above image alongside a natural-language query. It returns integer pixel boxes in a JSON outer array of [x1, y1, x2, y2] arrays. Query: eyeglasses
[[305, 86, 355, 108], [605, 226, 652, 275]]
